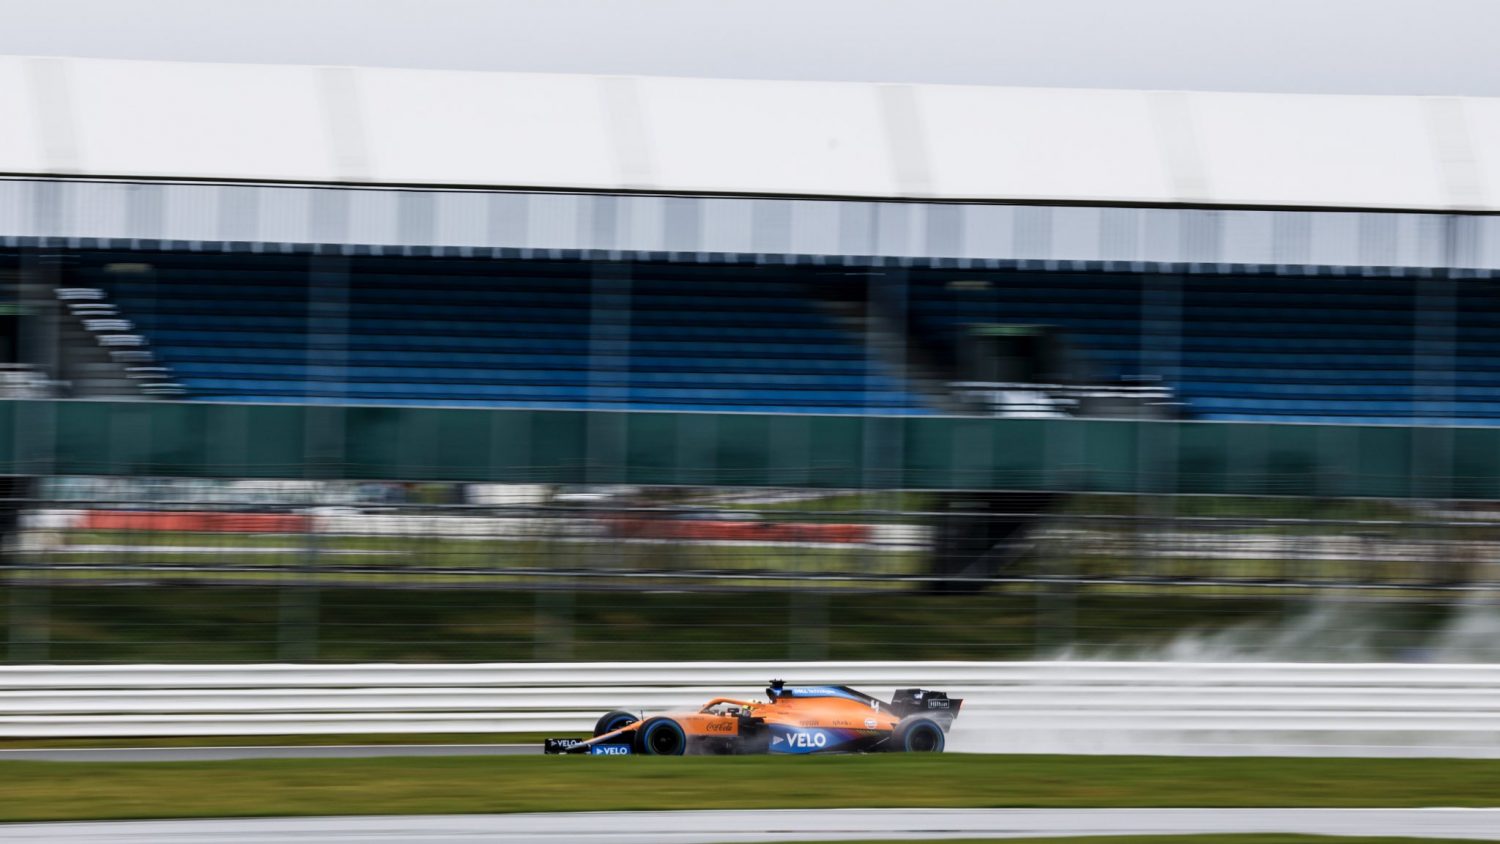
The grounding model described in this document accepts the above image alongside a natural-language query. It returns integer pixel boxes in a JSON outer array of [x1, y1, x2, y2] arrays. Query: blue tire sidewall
[[605, 715, 636, 733], [903, 721, 945, 752], [642, 719, 687, 755]]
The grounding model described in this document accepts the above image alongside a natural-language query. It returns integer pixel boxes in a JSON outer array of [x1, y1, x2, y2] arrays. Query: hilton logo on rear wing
[[889, 688, 963, 719]]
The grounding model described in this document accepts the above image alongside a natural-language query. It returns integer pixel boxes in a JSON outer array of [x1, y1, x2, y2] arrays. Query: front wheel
[[890, 716, 946, 753], [634, 717, 688, 755], [594, 710, 639, 737]]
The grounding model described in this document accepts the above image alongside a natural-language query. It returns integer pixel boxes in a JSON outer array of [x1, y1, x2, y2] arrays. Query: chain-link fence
[[5, 477, 1500, 663]]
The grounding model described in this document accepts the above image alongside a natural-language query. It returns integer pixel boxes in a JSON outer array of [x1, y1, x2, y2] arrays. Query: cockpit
[[700, 698, 756, 716]]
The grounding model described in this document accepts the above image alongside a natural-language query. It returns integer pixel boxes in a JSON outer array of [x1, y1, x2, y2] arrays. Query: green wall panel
[[1451, 427, 1500, 499], [1, 400, 1498, 499]]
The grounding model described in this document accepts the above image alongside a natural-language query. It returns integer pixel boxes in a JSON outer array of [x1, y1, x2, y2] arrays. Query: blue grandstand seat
[[34, 247, 1500, 423], [901, 266, 1500, 424], [75, 250, 932, 415]]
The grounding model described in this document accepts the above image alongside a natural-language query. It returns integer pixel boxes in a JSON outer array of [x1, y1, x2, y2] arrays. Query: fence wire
[[4, 478, 1500, 663]]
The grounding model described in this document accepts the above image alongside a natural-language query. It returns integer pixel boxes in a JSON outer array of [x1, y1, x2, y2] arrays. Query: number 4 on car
[[543, 680, 960, 756]]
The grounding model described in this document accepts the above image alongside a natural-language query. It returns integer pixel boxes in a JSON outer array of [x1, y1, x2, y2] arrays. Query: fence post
[[278, 501, 321, 661], [6, 584, 47, 663], [278, 585, 319, 662], [788, 589, 829, 660], [534, 588, 574, 661]]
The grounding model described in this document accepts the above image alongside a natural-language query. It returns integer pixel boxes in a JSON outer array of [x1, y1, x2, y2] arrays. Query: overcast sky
[[2, 0, 1497, 96]]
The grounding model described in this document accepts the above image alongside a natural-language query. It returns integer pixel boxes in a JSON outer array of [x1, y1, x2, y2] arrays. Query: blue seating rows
[[9, 245, 1495, 423], [73, 250, 931, 414], [903, 268, 1500, 423]]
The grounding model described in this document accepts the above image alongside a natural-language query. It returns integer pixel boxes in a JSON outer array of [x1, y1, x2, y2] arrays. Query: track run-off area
[[5, 808, 1500, 843], [7, 663, 1500, 840], [10, 661, 1500, 758]]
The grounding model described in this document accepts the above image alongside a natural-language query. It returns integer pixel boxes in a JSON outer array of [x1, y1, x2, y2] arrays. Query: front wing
[[545, 737, 633, 755]]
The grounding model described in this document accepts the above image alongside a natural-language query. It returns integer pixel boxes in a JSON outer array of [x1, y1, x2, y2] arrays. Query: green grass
[[758, 839, 1480, 844], [36, 504, 1499, 591], [2, 755, 1499, 823], [38, 530, 924, 581], [0, 584, 1297, 662]]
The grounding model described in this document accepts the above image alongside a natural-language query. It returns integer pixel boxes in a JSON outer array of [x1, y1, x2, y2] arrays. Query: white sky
[[1, 0, 1497, 96]]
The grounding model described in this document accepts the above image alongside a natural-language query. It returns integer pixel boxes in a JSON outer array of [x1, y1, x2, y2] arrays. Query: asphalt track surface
[[0, 743, 536, 762], [4, 809, 1500, 843]]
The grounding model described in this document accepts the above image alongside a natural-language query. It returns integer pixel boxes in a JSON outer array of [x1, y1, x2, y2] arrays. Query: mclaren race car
[[543, 679, 961, 756]]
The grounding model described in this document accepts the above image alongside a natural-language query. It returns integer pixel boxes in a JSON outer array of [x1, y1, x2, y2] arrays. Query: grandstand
[[65, 248, 925, 413], [10, 247, 1493, 423], [2, 57, 1499, 427], [899, 263, 1500, 424], [3, 57, 1500, 661]]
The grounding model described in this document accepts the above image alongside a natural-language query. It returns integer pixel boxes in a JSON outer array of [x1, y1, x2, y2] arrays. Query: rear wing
[[889, 688, 963, 724]]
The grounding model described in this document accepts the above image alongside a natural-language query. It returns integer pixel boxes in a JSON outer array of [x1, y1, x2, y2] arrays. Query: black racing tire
[[891, 715, 946, 753], [593, 709, 640, 737], [634, 717, 689, 756]]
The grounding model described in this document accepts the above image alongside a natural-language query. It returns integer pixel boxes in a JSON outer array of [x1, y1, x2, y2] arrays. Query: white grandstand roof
[[0, 55, 1497, 213]]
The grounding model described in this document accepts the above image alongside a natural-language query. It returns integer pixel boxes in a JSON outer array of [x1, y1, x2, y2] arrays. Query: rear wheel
[[891, 716, 946, 753], [593, 710, 639, 737], [634, 717, 688, 756]]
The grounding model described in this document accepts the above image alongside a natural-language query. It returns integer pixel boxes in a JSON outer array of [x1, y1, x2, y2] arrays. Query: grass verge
[[44, 531, 924, 578], [0, 585, 1296, 662], [2, 754, 1499, 823], [757, 838, 1481, 844]]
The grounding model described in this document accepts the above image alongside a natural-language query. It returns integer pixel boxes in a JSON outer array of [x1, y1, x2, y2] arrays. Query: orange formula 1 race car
[[543, 679, 961, 756]]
